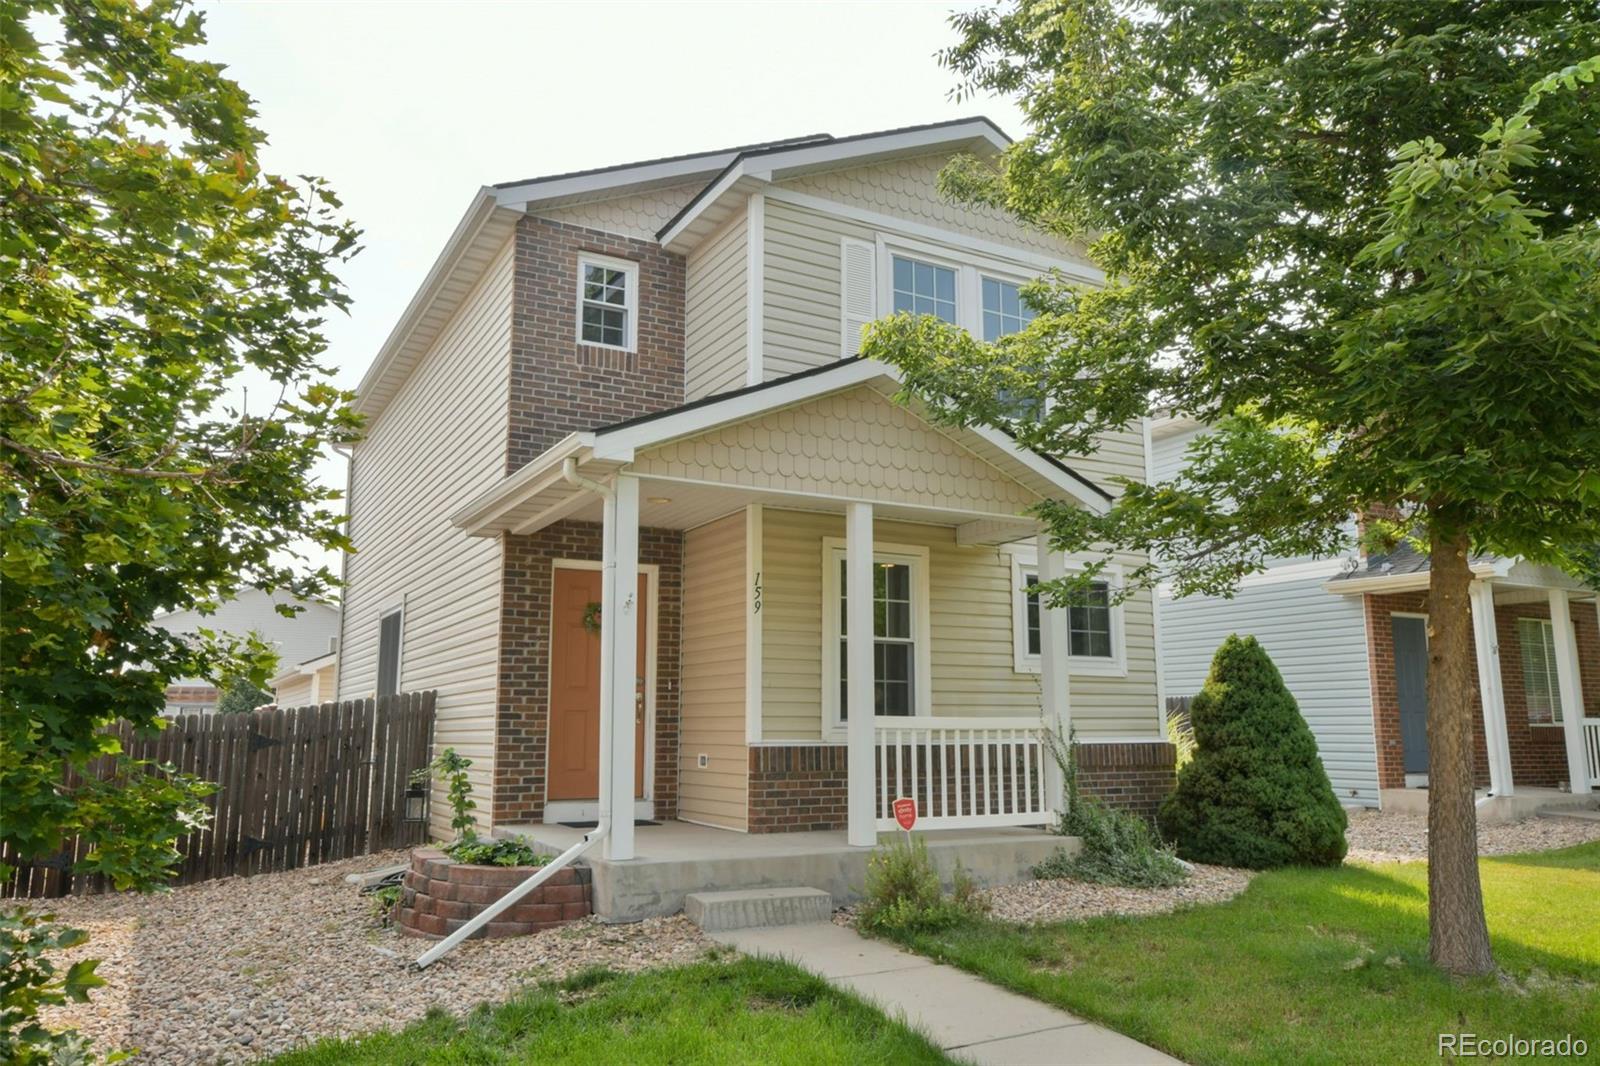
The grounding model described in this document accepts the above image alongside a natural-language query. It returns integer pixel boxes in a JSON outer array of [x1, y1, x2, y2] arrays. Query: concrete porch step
[[686, 887, 834, 931], [1538, 807, 1600, 823]]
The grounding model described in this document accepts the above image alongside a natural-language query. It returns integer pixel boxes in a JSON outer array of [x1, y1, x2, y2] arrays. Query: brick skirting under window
[[747, 739, 1178, 832], [1075, 740, 1178, 820]]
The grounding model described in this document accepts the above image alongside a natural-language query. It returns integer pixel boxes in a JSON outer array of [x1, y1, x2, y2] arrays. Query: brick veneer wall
[[162, 684, 219, 708], [1076, 741, 1178, 820], [493, 520, 683, 825], [747, 740, 1176, 832], [397, 847, 591, 939], [748, 745, 850, 832], [506, 216, 685, 472], [1364, 590, 1599, 791]]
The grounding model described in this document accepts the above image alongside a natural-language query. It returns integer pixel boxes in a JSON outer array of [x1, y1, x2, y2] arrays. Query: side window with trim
[[377, 607, 403, 697]]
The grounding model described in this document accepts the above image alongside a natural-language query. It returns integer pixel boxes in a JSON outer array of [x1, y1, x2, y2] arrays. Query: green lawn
[[271, 955, 950, 1065], [886, 843, 1600, 1066]]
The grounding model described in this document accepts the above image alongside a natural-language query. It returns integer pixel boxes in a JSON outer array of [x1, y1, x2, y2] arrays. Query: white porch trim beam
[[1037, 535, 1071, 812], [507, 488, 592, 536], [1468, 581, 1515, 797], [1549, 590, 1590, 792], [605, 475, 641, 861], [956, 517, 1040, 546], [846, 502, 876, 847]]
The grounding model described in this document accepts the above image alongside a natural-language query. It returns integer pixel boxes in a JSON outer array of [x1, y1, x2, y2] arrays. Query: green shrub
[[858, 836, 988, 934], [216, 674, 273, 714], [444, 837, 547, 868], [1039, 730, 1188, 888], [0, 908, 109, 1065], [1158, 635, 1347, 869]]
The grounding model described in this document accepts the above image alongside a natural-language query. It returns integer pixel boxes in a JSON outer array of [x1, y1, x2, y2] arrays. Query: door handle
[[635, 677, 646, 725]]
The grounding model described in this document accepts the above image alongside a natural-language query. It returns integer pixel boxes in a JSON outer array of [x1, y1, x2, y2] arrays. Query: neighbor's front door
[[548, 567, 648, 801], [1392, 615, 1430, 776]]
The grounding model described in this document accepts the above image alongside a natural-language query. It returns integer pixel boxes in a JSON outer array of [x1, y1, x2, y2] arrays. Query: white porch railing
[[1583, 718, 1600, 790], [874, 717, 1054, 831]]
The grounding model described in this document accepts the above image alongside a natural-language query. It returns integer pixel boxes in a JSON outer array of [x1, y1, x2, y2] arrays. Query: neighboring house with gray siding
[[339, 119, 1175, 854], [1151, 417, 1600, 815], [154, 589, 341, 714]]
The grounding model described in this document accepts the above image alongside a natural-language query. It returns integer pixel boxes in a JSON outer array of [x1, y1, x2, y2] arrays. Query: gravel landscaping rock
[[833, 863, 1254, 928], [1345, 808, 1600, 864], [28, 850, 715, 1064]]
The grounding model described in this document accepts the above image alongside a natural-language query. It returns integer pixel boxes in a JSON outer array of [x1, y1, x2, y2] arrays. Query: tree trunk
[[1425, 524, 1495, 976]]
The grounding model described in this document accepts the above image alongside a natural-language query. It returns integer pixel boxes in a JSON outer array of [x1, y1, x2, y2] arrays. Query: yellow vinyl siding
[[272, 674, 315, 708], [684, 209, 748, 401], [339, 236, 513, 834], [776, 153, 1081, 259], [629, 386, 1041, 518], [679, 511, 749, 828], [535, 182, 704, 242], [762, 199, 860, 377], [759, 511, 1161, 741]]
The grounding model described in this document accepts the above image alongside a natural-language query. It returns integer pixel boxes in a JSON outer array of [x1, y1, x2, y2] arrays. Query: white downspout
[[414, 459, 615, 969]]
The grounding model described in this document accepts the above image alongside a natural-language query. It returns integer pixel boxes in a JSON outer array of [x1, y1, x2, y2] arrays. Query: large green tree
[[866, 1, 1600, 976], [1, 0, 360, 894]]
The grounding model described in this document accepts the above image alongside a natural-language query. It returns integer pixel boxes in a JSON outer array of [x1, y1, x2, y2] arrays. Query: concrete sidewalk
[[712, 922, 1182, 1065]]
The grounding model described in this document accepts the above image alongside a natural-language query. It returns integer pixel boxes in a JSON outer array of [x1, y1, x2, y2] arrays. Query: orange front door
[[548, 567, 648, 801]]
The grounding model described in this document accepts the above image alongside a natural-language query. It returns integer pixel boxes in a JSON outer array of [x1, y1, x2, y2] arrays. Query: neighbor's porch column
[[846, 502, 876, 847], [1036, 534, 1072, 813], [604, 474, 641, 861], [1549, 590, 1591, 793], [1468, 581, 1515, 797]]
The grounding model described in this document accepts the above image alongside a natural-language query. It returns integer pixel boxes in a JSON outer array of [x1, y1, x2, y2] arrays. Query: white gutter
[[414, 457, 620, 969]]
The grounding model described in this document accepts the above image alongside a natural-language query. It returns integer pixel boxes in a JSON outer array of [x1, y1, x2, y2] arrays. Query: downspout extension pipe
[[413, 458, 617, 970]]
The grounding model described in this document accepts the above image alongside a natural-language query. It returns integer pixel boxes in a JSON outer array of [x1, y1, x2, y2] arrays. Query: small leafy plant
[[1039, 727, 1189, 889], [368, 884, 401, 925], [0, 908, 114, 1065], [412, 748, 476, 842], [858, 836, 988, 934], [444, 837, 548, 868]]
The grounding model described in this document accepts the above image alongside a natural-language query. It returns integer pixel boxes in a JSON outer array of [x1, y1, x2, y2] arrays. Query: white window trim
[[820, 537, 933, 742], [1007, 547, 1127, 677], [874, 234, 1039, 341], [575, 253, 639, 353], [377, 601, 405, 697]]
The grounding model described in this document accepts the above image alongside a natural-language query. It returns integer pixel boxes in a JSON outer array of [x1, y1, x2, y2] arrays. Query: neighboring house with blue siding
[[1151, 416, 1600, 816]]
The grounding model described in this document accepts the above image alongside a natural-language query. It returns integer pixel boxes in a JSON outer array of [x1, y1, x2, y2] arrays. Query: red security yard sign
[[892, 797, 917, 833]]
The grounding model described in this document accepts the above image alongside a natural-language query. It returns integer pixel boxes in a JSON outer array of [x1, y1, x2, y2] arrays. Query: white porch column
[[1549, 590, 1590, 792], [605, 475, 641, 860], [1036, 535, 1072, 812], [846, 502, 876, 847], [1469, 581, 1515, 797]]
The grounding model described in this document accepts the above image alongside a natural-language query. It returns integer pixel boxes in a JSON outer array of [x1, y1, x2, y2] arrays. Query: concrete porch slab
[[496, 821, 1075, 921], [1380, 786, 1598, 824]]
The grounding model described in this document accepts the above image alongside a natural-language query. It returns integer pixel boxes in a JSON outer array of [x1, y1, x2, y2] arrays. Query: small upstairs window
[[377, 606, 403, 697], [577, 255, 638, 351]]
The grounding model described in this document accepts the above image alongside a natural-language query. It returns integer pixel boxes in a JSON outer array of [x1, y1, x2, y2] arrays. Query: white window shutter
[[839, 238, 877, 358]]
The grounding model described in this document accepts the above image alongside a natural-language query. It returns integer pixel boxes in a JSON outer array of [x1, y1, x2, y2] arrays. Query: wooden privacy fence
[[2, 690, 436, 899]]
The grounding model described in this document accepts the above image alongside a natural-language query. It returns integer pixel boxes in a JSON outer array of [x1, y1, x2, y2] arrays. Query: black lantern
[[404, 781, 428, 823]]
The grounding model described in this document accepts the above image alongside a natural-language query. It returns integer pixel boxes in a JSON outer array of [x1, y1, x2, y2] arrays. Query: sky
[[194, 0, 1025, 581]]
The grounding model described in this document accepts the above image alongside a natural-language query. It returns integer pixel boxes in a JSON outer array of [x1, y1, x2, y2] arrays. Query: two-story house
[[336, 120, 1175, 912]]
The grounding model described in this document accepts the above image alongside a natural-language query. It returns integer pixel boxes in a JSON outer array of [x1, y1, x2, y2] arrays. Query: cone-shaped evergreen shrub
[[1158, 635, 1347, 868]]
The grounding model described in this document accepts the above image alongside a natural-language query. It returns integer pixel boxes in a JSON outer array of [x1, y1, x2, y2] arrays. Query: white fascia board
[[750, 120, 1007, 181], [660, 121, 1011, 255], [491, 154, 739, 210], [449, 432, 593, 531], [354, 188, 512, 417], [963, 421, 1111, 515]]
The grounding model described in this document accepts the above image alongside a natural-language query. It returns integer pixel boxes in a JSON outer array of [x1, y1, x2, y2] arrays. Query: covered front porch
[[498, 820, 1068, 920], [451, 360, 1135, 876], [1332, 554, 1600, 819]]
